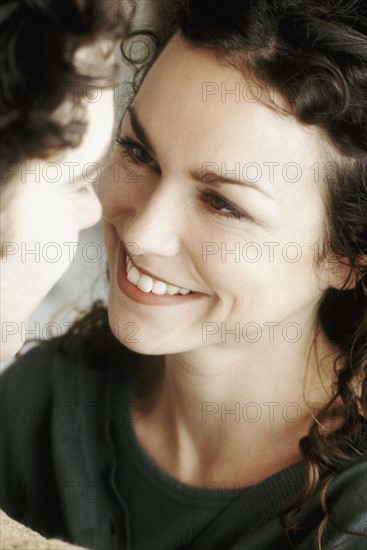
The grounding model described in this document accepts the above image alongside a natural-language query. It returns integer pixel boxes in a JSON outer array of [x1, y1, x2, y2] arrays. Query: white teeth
[[152, 280, 167, 295], [127, 266, 140, 285], [166, 284, 180, 295], [137, 275, 153, 293], [125, 255, 192, 295], [178, 288, 191, 295]]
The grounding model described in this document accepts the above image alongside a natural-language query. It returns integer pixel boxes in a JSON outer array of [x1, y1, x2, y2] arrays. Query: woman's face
[[1, 85, 114, 360], [100, 34, 337, 356]]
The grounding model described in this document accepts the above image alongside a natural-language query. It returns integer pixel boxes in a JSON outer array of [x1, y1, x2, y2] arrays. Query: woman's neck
[[133, 329, 337, 487]]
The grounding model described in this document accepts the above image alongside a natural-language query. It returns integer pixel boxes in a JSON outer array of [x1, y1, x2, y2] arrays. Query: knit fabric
[[1, 344, 366, 549], [0, 510, 85, 550]]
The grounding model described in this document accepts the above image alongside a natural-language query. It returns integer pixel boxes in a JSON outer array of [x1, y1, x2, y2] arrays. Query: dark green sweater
[[1, 344, 366, 550]]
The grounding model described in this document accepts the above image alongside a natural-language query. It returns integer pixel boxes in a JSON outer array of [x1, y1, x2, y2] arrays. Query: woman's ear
[[326, 256, 366, 291]]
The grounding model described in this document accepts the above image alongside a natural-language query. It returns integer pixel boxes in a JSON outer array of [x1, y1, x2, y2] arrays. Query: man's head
[[0, 0, 131, 359]]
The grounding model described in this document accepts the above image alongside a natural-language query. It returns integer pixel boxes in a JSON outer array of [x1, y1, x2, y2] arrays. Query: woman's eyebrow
[[126, 105, 156, 154], [126, 105, 273, 200]]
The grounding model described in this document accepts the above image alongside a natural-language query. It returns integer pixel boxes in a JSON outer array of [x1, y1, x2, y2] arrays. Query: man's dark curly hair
[[0, 0, 131, 175]]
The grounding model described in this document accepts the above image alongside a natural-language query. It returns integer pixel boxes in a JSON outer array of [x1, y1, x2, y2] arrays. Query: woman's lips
[[116, 243, 207, 306]]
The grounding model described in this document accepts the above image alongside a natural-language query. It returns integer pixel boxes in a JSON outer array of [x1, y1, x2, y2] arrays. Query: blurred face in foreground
[[1, 48, 115, 361], [101, 34, 341, 358]]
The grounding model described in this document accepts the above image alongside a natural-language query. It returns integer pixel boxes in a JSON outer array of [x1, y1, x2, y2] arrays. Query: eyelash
[[116, 136, 157, 168], [198, 190, 250, 222], [116, 135, 250, 223]]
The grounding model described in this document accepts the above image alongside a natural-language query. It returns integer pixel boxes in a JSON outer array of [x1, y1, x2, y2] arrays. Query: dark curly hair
[[0, 0, 132, 175], [50, 0, 367, 547], [153, 1, 367, 547]]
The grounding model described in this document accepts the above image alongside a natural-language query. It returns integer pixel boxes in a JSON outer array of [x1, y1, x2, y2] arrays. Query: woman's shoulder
[[1, 304, 138, 391], [326, 443, 367, 533], [0, 340, 86, 403], [299, 440, 367, 549], [0, 321, 139, 418], [0, 343, 68, 406]]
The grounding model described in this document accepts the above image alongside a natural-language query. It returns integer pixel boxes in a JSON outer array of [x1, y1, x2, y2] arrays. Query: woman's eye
[[199, 190, 250, 222], [116, 136, 155, 166], [208, 194, 230, 212]]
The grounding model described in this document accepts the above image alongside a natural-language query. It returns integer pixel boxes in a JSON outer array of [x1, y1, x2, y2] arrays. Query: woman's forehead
[[131, 36, 328, 182]]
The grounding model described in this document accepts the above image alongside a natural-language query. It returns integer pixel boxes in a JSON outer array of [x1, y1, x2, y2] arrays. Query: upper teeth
[[126, 257, 192, 296]]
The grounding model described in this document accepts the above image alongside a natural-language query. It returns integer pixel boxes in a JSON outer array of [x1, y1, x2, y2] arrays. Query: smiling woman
[[0, 1, 366, 549], [102, 38, 338, 358]]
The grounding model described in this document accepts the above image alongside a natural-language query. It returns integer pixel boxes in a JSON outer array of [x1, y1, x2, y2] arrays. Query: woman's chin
[[106, 313, 195, 356], [111, 335, 168, 356]]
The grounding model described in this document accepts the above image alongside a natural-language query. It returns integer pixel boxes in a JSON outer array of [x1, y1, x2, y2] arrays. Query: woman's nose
[[122, 180, 181, 257]]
